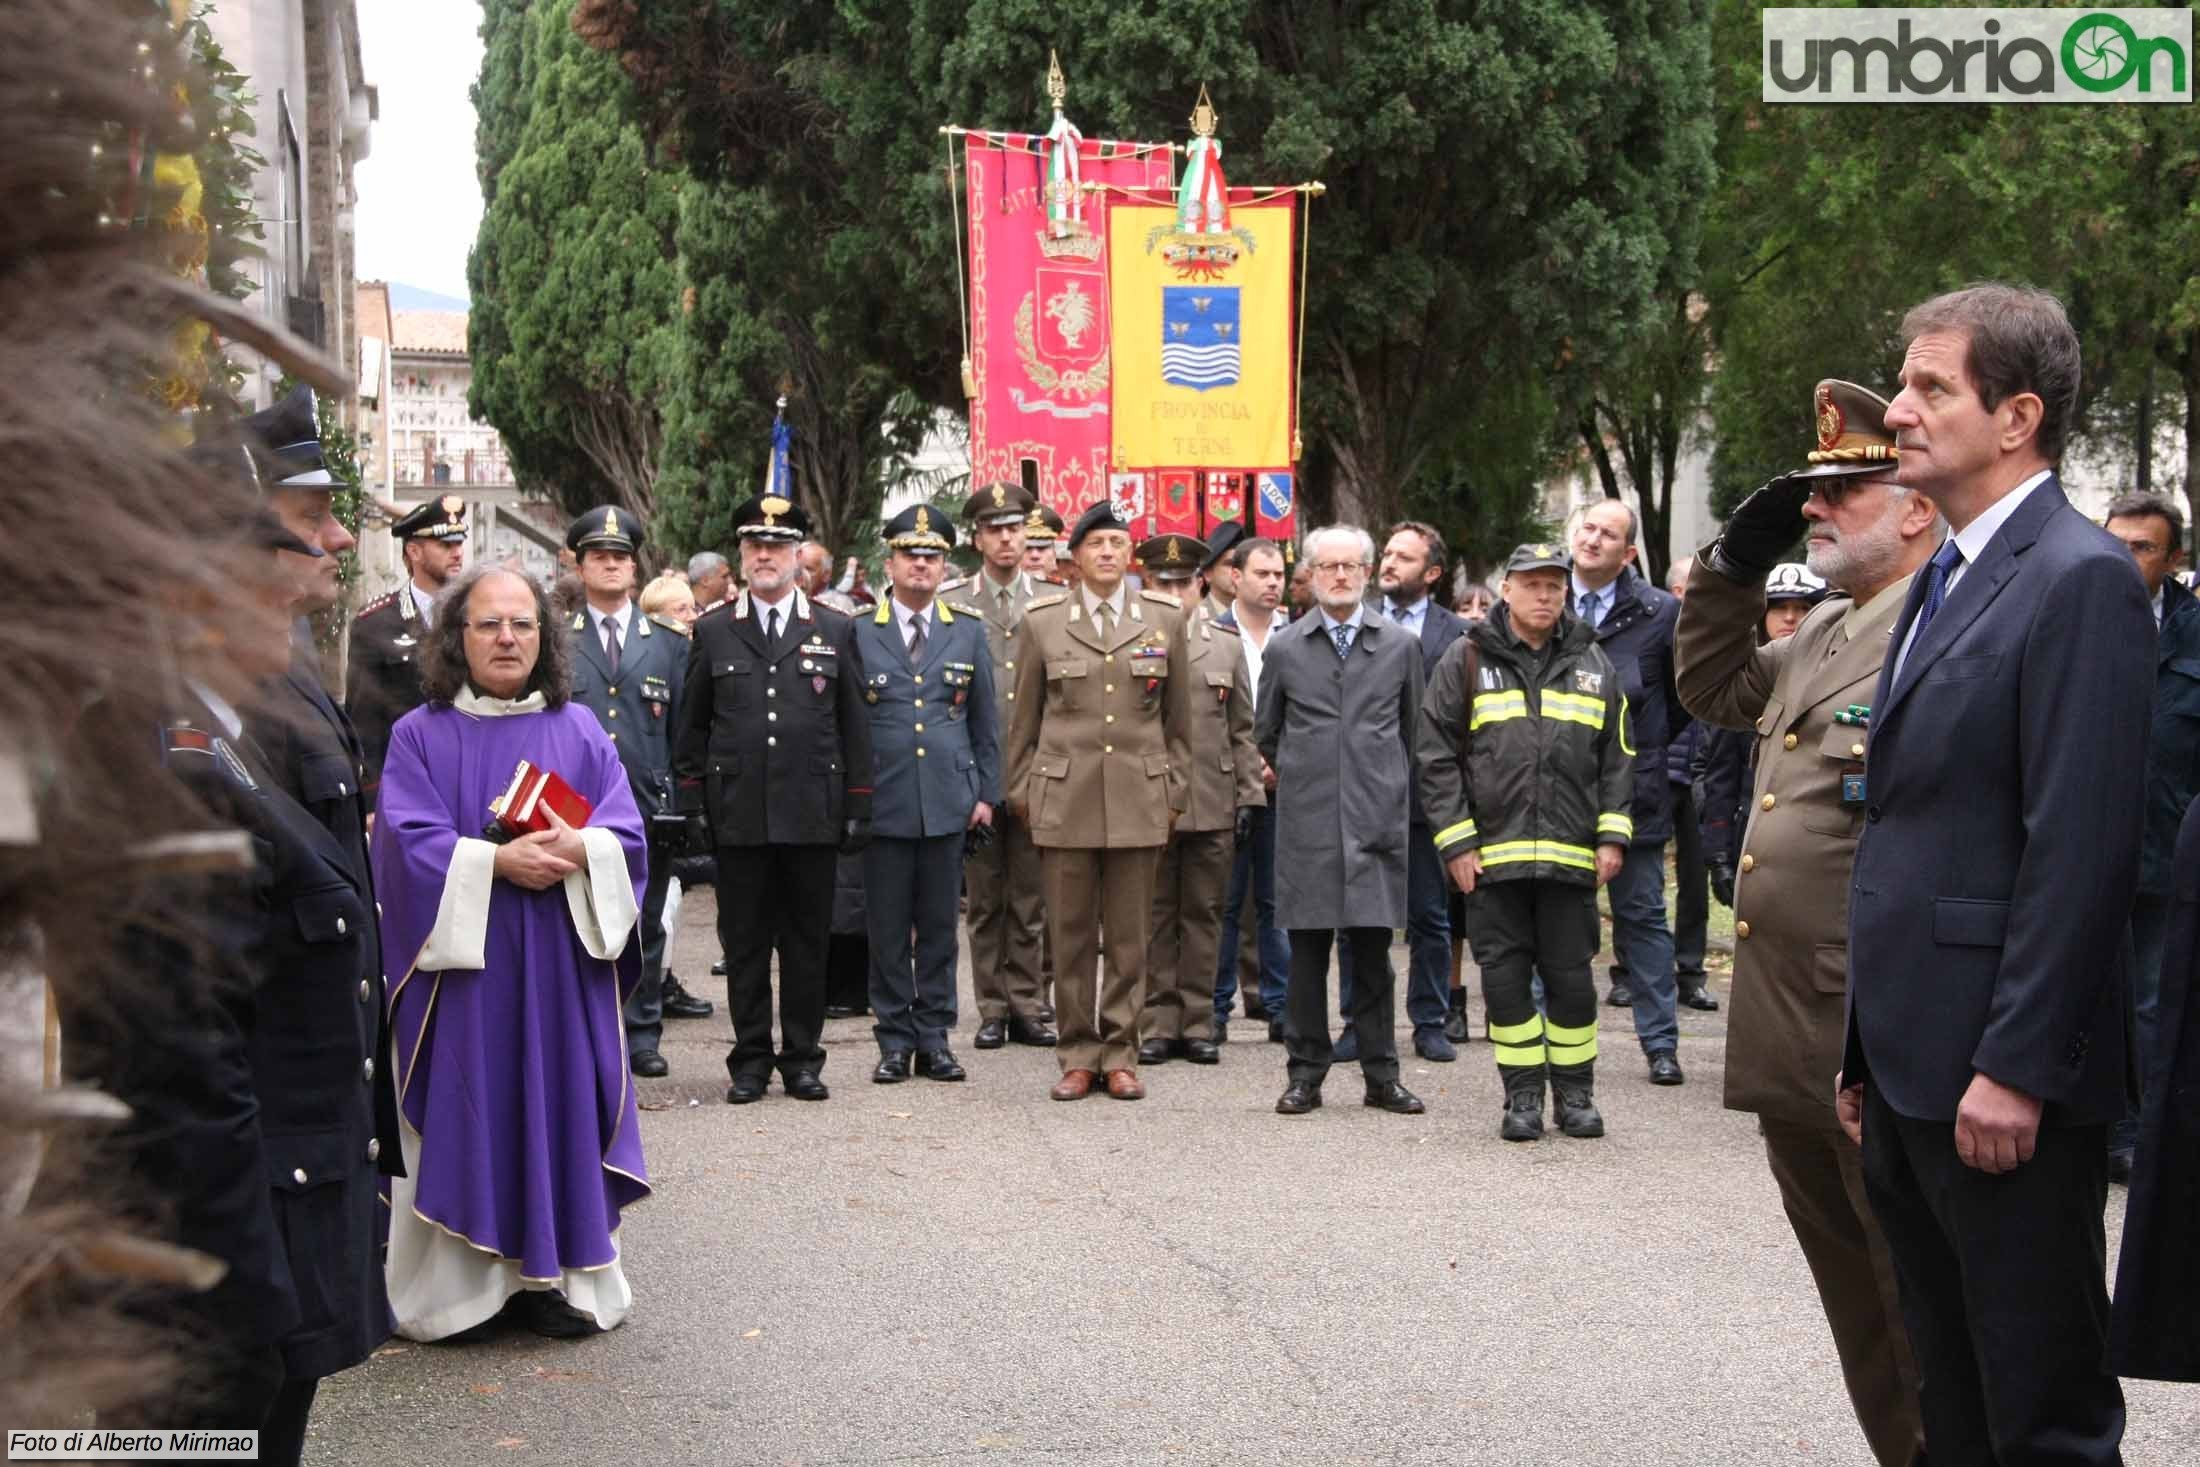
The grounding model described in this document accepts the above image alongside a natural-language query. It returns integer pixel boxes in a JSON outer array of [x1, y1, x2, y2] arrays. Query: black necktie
[[765, 606, 781, 643]]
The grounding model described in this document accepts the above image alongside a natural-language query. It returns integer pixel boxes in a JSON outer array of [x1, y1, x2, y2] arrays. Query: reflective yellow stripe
[[1488, 1016, 1546, 1045], [1470, 690, 1528, 730], [1597, 812, 1634, 840], [1435, 817, 1478, 848], [1542, 690, 1608, 728], [1547, 1035, 1599, 1065], [1479, 839, 1598, 871], [1617, 693, 1635, 756], [1493, 1042, 1548, 1067]]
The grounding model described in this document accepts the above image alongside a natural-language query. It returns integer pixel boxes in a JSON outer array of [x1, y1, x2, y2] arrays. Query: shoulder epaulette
[[1036, 573, 1067, 586], [939, 576, 970, 594], [1140, 589, 1181, 607], [811, 601, 851, 623], [355, 590, 398, 618], [1025, 592, 1070, 612], [647, 612, 692, 637], [943, 600, 982, 621], [1206, 615, 1241, 636]]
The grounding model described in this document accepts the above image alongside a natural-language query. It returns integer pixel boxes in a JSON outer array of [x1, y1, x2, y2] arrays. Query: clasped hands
[[1835, 1069, 2042, 1174], [493, 807, 587, 890]]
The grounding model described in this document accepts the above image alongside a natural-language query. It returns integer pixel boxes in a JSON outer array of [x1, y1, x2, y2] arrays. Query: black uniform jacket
[[568, 603, 685, 823], [343, 586, 430, 813], [674, 588, 876, 846]]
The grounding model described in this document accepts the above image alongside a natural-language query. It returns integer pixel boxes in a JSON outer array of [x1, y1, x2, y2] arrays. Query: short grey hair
[[1666, 555, 1693, 591], [1303, 524, 1376, 568], [687, 550, 728, 581]]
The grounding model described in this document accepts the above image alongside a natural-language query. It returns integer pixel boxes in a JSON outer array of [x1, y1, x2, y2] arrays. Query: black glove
[[1708, 857, 1736, 908], [962, 820, 997, 857], [1706, 474, 1811, 583], [1234, 806, 1263, 845], [839, 817, 872, 856]]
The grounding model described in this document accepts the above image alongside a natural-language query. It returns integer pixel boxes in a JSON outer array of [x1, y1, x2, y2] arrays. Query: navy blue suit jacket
[[1844, 476, 2152, 1123]]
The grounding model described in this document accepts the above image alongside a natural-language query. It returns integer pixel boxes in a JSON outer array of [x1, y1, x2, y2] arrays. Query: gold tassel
[[960, 354, 978, 399]]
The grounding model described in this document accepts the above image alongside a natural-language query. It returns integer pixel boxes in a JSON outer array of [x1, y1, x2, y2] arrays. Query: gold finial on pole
[[1047, 49, 1067, 109], [1190, 83, 1217, 138]]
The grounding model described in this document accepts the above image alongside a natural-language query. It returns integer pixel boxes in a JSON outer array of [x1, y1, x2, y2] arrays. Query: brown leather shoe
[[1050, 1069, 1097, 1101], [1105, 1068, 1145, 1101]]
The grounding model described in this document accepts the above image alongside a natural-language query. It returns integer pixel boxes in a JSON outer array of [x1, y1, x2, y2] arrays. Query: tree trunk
[[2183, 347, 2199, 548], [2136, 357, 2155, 495]]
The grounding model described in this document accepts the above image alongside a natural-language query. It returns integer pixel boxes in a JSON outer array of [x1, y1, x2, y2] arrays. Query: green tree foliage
[[574, 0, 1713, 559], [468, 0, 682, 524]]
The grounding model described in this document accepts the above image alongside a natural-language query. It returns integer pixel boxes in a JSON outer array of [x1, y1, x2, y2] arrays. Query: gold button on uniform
[[359, 979, 371, 1002], [608, 709, 619, 719], [1104, 743, 1114, 754], [914, 722, 925, 732], [1782, 733, 1798, 751], [913, 698, 923, 707], [1104, 714, 1115, 724], [1105, 684, 1115, 693], [916, 748, 926, 758], [1735, 920, 1751, 939], [336, 916, 347, 935], [363, 1059, 375, 1082], [767, 687, 777, 698], [293, 1168, 309, 1185], [366, 1139, 381, 1163], [1761, 794, 1776, 811], [1740, 854, 1755, 873], [1851, 743, 1865, 757], [767, 736, 777, 747], [1104, 654, 1114, 664], [767, 711, 777, 721]]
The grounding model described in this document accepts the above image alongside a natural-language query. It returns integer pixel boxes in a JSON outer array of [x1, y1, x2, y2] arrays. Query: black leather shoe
[[1213, 1017, 1230, 1044], [1267, 1018, 1286, 1044], [1243, 999, 1270, 1022], [1036, 1002, 1056, 1024], [973, 1018, 1008, 1049], [1605, 982, 1634, 1008], [1678, 982, 1720, 1012], [518, 1289, 601, 1339], [1364, 1080, 1426, 1115], [784, 1070, 829, 1101], [872, 1052, 911, 1084], [726, 1073, 767, 1105], [1555, 1083, 1605, 1138], [629, 1049, 669, 1078], [1184, 1038, 1220, 1065], [1443, 1006, 1470, 1044], [1007, 1014, 1058, 1047], [1275, 1081, 1322, 1115], [1138, 1038, 1172, 1066], [915, 1049, 966, 1082], [1647, 1051, 1685, 1086], [660, 973, 714, 1019], [710, 958, 727, 977], [824, 1003, 862, 1020]]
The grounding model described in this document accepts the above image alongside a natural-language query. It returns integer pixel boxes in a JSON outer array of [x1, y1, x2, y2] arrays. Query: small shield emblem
[[813, 676, 828, 695]]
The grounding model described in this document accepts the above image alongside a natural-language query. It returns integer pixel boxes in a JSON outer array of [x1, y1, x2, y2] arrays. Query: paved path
[[311, 890, 2197, 1466]]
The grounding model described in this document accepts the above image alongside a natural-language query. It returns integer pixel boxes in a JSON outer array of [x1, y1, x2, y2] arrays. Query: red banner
[[1150, 468, 1201, 538], [965, 133, 1172, 523]]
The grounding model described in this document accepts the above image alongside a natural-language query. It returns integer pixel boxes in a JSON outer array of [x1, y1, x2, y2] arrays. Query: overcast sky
[[354, 1, 485, 301]]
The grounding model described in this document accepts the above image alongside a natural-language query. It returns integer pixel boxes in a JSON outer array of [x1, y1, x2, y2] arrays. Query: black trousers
[[1463, 878, 1600, 1078], [1671, 783, 1708, 977], [621, 855, 675, 1054], [1859, 1084, 2124, 1465], [864, 832, 963, 1053], [1284, 927, 1398, 1086], [717, 843, 836, 1080]]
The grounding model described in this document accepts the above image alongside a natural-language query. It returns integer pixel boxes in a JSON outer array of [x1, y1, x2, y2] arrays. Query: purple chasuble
[[373, 701, 650, 1280]]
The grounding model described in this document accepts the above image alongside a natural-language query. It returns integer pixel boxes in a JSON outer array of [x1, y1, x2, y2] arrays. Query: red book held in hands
[[488, 759, 593, 839]]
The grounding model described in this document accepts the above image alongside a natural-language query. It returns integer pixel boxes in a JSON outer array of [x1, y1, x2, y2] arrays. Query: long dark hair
[[421, 565, 572, 708]]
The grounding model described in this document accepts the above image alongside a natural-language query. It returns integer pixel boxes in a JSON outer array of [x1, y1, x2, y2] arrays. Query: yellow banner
[[1107, 201, 1293, 470]]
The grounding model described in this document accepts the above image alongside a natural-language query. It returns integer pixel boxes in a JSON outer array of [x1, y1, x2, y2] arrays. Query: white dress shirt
[[588, 600, 633, 660], [1235, 608, 1275, 706], [1081, 585, 1128, 624], [1893, 469, 2051, 677], [410, 582, 438, 628], [893, 596, 934, 650], [1383, 596, 1428, 637]]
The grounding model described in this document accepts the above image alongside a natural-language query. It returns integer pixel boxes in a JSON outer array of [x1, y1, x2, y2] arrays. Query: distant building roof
[[390, 308, 469, 357]]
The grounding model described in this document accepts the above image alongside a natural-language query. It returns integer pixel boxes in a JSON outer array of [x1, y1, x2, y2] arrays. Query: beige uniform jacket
[[1674, 559, 1915, 1127], [1004, 589, 1194, 849], [1178, 605, 1266, 831], [944, 569, 1060, 728]]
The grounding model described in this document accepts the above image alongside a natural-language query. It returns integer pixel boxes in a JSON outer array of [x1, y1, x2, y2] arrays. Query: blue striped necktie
[[1911, 538, 1965, 643]]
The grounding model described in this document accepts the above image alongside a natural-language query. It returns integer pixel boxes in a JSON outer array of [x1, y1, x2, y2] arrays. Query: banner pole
[[1293, 185, 1315, 465], [944, 129, 975, 401]]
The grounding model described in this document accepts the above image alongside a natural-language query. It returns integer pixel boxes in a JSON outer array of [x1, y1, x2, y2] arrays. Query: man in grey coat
[[1255, 524, 1427, 1117]]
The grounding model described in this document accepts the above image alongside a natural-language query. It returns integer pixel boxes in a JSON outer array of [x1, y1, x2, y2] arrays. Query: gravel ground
[[309, 887, 2199, 1467]]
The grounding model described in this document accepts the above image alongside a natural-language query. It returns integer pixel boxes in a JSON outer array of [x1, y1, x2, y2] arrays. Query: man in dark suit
[[852, 505, 999, 1083], [345, 495, 466, 812], [563, 504, 707, 1080], [675, 493, 876, 1104], [1813, 284, 2149, 1463]]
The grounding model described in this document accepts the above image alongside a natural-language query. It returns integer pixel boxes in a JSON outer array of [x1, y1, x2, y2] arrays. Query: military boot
[[1498, 1066, 1545, 1142], [1552, 1065, 1605, 1139]]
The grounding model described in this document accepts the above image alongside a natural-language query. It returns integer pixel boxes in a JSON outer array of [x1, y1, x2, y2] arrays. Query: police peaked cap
[[242, 385, 334, 487], [1068, 500, 1134, 550], [884, 502, 955, 553], [963, 480, 1034, 528], [392, 495, 468, 542], [567, 504, 644, 554], [1764, 562, 1829, 603], [1503, 542, 1571, 575], [1137, 533, 1207, 581], [731, 492, 810, 543]]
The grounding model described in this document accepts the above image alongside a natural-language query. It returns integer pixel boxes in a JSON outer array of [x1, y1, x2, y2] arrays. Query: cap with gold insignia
[[1798, 379, 1900, 480], [731, 492, 810, 543], [1503, 542, 1571, 575], [962, 480, 1034, 529], [1137, 533, 1207, 583], [391, 494, 468, 542], [1201, 519, 1248, 572], [1068, 500, 1134, 550], [884, 502, 955, 555], [242, 385, 335, 487], [1024, 504, 1065, 545], [1765, 562, 1829, 604], [566, 504, 643, 555]]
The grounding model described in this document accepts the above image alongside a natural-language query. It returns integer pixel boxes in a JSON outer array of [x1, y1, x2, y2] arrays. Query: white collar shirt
[[1894, 468, 2051, 677]]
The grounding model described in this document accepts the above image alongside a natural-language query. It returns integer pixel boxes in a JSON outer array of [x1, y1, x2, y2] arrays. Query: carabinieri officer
[[853, 504, 1000, 1083]]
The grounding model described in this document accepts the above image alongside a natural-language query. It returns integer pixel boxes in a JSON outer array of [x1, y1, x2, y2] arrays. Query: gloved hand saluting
[[1705, 474, 1811, 584]]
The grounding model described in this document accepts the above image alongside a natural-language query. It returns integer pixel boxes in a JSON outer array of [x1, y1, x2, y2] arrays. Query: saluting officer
[[347, 494, 466, 811], [564, 504, 710, 1081], [1137, 532, 1263, 1067], [944, 481, 1058, 1049], [855, 505, 1000, 1083], [1004, 501, 1194, 1102], [675, 493, 875, 1104]]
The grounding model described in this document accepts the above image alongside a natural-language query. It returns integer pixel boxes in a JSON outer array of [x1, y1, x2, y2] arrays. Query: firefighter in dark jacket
[[1417, 543, 1634, 1141]]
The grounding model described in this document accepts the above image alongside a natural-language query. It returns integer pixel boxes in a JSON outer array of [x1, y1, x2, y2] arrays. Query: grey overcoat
[[1254, 611, 1423, 931]]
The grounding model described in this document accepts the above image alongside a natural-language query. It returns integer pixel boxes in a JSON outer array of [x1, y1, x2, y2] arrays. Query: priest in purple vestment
[[371, 565, 651, 1340]]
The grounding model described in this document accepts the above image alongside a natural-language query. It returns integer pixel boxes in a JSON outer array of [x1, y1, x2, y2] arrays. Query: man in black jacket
[[1569, 500, 1688, 1085], [675, 493, 876, 1104]]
